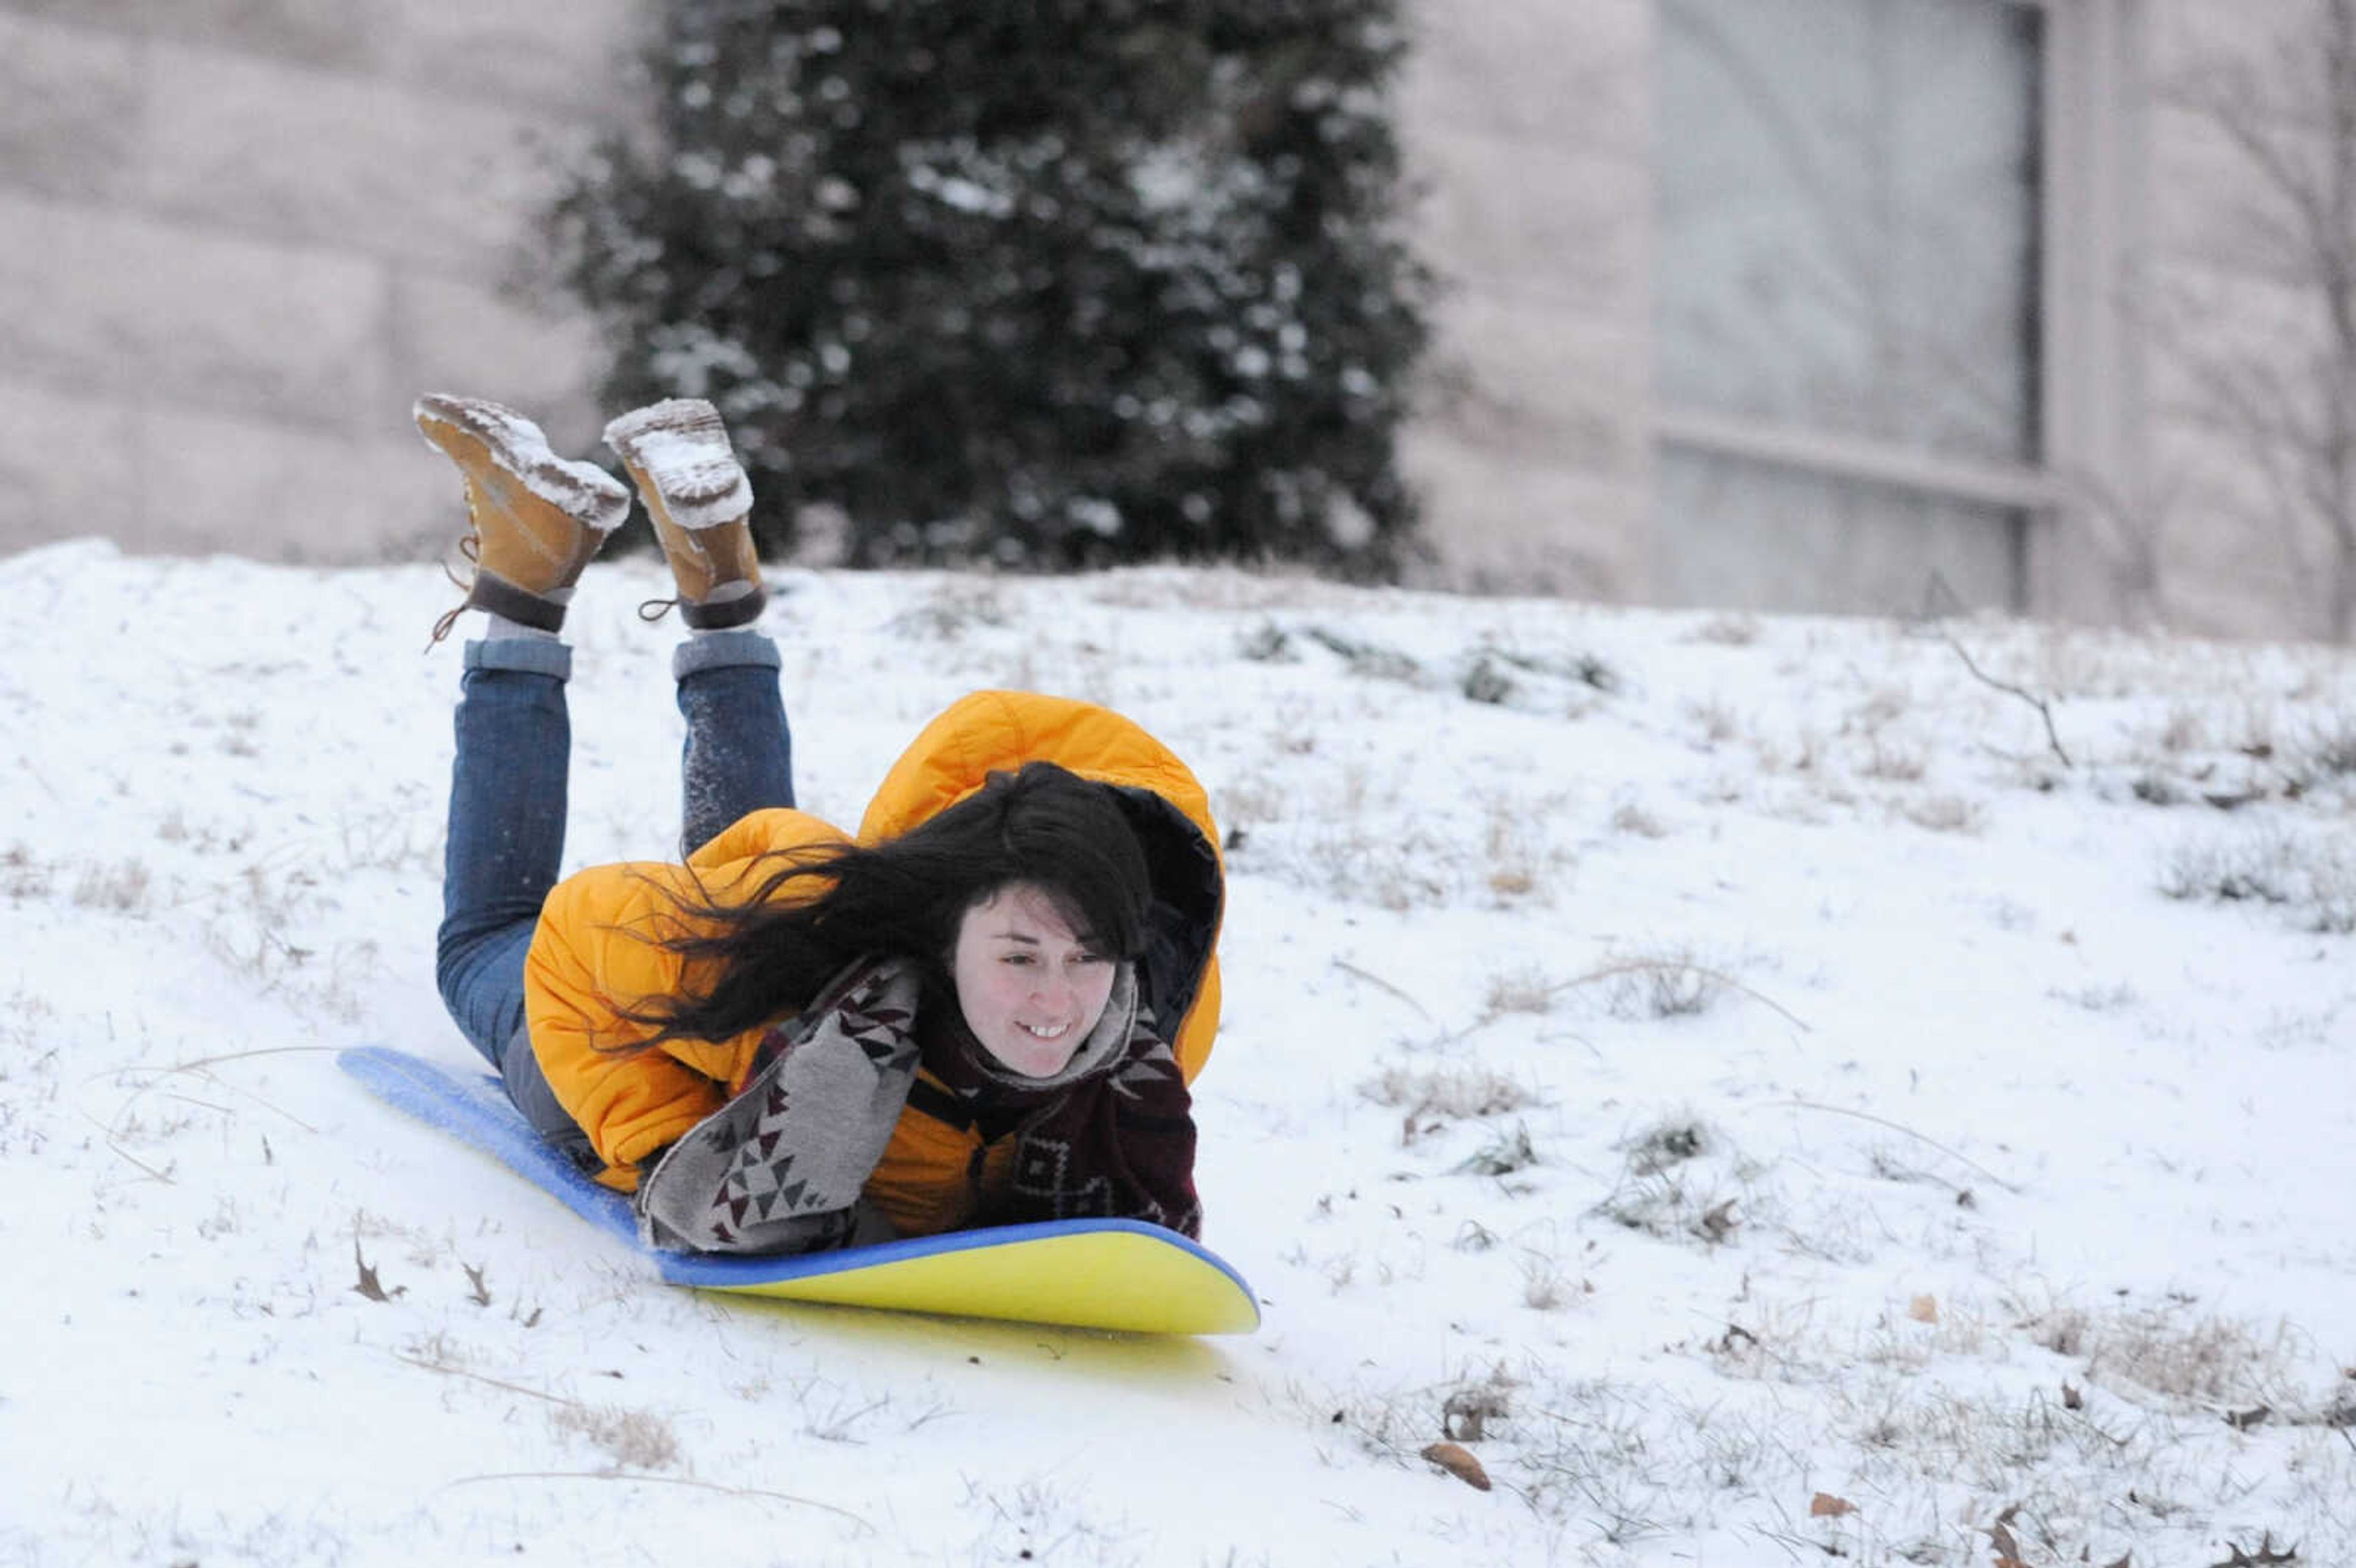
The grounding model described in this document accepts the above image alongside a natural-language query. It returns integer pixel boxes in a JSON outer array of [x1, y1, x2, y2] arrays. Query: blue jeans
[[435, 630, 795, 1127]]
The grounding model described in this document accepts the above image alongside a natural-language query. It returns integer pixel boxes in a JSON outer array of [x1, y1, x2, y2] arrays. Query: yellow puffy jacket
[[521, 690, 1225, 1237]]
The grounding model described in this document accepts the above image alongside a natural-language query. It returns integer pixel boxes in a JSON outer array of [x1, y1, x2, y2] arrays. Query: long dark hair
[[620, 761, 1153, 1048]]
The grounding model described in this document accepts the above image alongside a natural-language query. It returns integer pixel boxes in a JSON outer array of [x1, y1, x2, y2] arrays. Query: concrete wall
[[1392, 0, 1656, 601], [0, 0, 2339, 643], [0, 0, 635, 562], [1390, 0, 2350, 640]]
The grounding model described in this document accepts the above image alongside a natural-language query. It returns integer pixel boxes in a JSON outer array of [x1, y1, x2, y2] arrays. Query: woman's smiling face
[[949, 882, 1117, 1077]]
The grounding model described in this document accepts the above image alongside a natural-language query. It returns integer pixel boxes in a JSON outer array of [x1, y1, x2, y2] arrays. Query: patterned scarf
[[912, 973, 1202, 1239]]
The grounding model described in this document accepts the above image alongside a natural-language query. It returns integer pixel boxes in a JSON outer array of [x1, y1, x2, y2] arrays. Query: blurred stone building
[[0, 1, 628, 566], [0, 1, 2341, 638]]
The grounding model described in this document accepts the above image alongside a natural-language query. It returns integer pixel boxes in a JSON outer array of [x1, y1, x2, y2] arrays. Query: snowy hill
[[2, 539, 2352, 1567]]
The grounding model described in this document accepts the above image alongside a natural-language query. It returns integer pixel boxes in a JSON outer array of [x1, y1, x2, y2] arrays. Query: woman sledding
[[417, 393, 1223, 1255]]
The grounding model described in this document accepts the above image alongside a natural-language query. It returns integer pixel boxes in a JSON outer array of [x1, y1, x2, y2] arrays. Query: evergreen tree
[[549, 0, 1430, 573]]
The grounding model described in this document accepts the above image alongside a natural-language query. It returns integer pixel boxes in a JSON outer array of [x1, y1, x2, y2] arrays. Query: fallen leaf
[[1419, 1441, 1490, 1492], [1809, 1492, 1856, 1518], [352, 1237, 402, 1303], [1989, 1507, 2023, 1562], [1908, 1293, 1939, 1324]]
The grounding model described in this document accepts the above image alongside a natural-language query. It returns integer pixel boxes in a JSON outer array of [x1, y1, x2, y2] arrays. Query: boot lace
[[426, 533, 482, 647]]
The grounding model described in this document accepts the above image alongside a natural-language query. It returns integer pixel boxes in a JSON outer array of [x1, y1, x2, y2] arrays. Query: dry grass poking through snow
[[1219, 604, 2356, 1566], [4, 548, 2356, 1567]]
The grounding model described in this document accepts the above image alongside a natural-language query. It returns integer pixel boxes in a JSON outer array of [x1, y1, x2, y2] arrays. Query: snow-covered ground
[[3, 538, 2352, 1567]]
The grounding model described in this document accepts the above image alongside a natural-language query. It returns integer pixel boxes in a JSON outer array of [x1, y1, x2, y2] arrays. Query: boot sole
[[415, 395, 632, 536], [604, 399, 761, 607], [602, 399, 755, 531]]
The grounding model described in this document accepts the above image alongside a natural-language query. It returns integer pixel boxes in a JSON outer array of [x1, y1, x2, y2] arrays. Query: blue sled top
[[338, 1045, 1258, 1331]]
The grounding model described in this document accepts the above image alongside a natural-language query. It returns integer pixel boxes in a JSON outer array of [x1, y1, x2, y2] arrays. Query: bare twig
[[102, 1044, 333, 1144], [1555, 960, 1813, 1034], [1331, 958, 1437, 1024], [1934, 629, 2073, 769], [92, 1047, 338, 1182], [84, 1109, 173, 1183], [1427, 958, 1812, 1047], [444, 1471, 872, 1529], [806, 1394, 892, 1443], [395, 1351, 572, 1405], [1775, 1098, 2022, 1194]]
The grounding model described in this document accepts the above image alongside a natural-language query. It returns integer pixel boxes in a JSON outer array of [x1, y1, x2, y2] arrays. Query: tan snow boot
[[602, 398, 766, 631], [414, 394, 631, 642]]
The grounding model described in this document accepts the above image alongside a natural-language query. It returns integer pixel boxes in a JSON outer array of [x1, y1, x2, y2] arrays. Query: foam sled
[[339, 1046, 1259, 1336]]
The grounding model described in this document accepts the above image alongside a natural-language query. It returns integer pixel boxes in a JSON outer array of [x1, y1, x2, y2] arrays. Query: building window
[[1656, 0, 2055, 613]]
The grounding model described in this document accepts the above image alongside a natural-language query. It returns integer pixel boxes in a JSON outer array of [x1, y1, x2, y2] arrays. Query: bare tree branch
[[2150, 0, 2356, 638], [1933, 627, 2073, 769]]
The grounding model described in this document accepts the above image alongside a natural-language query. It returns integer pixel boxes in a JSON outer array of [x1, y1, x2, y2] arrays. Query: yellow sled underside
[[684, 1224, 1262, 1335]]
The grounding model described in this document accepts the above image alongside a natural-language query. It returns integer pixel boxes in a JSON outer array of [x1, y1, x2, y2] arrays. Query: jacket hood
[[857, 690, 1225, 1083]]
